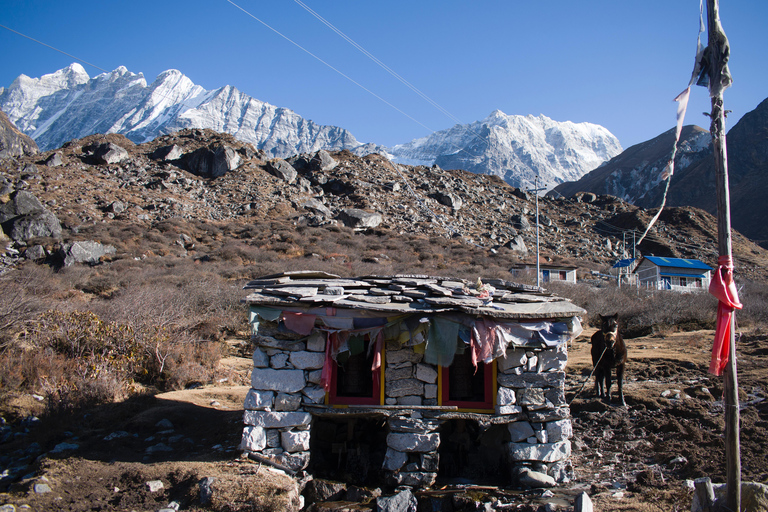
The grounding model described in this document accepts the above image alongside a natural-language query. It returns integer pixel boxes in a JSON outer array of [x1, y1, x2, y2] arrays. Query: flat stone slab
[[507, 440, 571, 463], [251, 368, 306, 393], [386, 432, 439, 453], [243, 410, 312, 428]]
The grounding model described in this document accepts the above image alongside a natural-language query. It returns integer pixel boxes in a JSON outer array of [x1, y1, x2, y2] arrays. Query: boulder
[[24, 245, 47, 261], [301, 198, 332, 219], [281, 430, 310, 452], [59, 240, 115, 266], [304, 479, 347, 503], [150, 144, 183, 161], [187, 145, 241, 178], [0, 110, 38, 158], [515, 467, 556, 488], [338, 208, 382, 229], [434, 192, 463, 210], [512, 214, 531, 231], [497, 386, 516, 406], [507, 440, 571, 463], [508, 421, 535, 442], [243, 389, 274, 410], [93, 142, 130, 164], [383, 448, 408, 471], [377, 489, 417, 512], [0, 190, 44, 223], [309, 150, 337, 171], [43, 152, 63, 167], [266, 159, 297, 183], [7, 210, 62, 242], [506, 235, 528, 253], [546, 419, 573, 443], [250, 368, 306, 393], [243, 410, 312, 428], [240, 426, 266, 451], [288, 351, 325, 370], [274, 392, 301, 411], [386, 432, 439, 453]]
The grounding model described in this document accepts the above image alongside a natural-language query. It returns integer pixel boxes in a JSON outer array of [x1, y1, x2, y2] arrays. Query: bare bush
[[548, 281, 717, 337], [0, 266, 55, 352]]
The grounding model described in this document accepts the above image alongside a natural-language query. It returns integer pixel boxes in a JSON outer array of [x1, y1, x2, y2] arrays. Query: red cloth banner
[[708, 256, 743, 376]]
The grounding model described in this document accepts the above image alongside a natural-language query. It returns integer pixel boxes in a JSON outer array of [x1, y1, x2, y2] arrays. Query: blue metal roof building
[[635, 256, 714, 291]]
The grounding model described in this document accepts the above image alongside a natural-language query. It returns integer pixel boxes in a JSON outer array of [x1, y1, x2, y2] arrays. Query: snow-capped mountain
[[1, 64, 622, 190], [551, 125, 712, 204], [0, 64, 380, 158], [389, 110, 623, 191]]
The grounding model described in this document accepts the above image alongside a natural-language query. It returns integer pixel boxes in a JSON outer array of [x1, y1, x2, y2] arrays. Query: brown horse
[[591, 314, 627, 406]]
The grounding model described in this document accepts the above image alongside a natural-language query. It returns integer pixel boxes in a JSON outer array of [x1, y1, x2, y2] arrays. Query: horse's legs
[[594, 367, 605, 398], [605, 368, 613, 401], [616, 363, 626, 406]]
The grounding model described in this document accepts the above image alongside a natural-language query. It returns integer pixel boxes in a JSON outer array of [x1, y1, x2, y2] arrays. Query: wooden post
[[706, 1, 740, 510]]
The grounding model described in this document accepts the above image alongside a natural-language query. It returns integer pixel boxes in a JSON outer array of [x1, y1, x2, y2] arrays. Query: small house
[[634, 256, 713, 291], [510, 263, 578, 284], [240, 271, 585, 488]]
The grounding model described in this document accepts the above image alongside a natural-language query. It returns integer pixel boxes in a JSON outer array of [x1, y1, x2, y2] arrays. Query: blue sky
[[1, 1, 766, 149]]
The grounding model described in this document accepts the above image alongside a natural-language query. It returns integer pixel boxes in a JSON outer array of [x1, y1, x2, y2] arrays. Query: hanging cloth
[[638, 0, 707, 247], [282, 311, 317, 335], [471, 317, 496, 368], [424, 317, 460, 367], [708, 256, 742, 376]]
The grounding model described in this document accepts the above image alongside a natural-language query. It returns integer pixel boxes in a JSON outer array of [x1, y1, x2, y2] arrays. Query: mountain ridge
[[2, 64, 621, 192], [552, 96, 768, 247]]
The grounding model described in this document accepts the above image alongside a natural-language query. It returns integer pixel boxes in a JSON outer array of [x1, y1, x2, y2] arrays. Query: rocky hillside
[[553, 96, 768, 248], [1, 125, 767, 282], [552, 126, 711, 204], [0, 110, 38, 159]]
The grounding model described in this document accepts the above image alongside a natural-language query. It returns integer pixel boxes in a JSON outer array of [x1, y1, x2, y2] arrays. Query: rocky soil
[[1, 328, 766, 511], [1, 129, 767, 281]]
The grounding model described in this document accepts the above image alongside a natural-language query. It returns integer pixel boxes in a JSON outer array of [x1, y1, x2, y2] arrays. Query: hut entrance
[[437, 419, 508, 485], [309, 416, 387, 485]]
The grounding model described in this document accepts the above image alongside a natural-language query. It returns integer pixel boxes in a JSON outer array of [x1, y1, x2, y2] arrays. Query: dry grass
[[3, 213, 767, 418]]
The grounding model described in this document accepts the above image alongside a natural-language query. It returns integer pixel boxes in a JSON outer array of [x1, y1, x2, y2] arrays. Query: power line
[[292, 0, 461, 126], [290, 0, 491, 158], [224, 0, 433, 135], [0, 23, 109, 74]]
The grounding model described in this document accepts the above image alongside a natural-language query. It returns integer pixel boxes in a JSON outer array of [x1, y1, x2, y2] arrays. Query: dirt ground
[[1, 329, 767, 511], [566, 328, 768, 511]]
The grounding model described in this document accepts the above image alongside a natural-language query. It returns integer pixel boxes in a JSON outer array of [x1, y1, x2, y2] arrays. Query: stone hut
[[240, 271, 585, 488]]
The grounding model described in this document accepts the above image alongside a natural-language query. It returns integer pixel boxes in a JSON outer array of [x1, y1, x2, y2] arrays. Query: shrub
[[0, 266, 55, 352], [548, 281, 717, 337]]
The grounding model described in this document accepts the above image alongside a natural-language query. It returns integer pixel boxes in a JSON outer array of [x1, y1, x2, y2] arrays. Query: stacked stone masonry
[[239, 272, 585, 487]]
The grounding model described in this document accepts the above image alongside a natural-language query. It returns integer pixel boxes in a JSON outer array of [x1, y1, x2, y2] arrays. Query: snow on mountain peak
[[1, 64, 621, 189], [0, 64, 380, 158], [390, 111, 622, 192]]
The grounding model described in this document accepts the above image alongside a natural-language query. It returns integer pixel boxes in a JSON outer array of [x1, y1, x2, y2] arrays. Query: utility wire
[[292, 0, 461, 126], [224, 0, 432, 134], [0, 23, 109, 74], [291, 0, 491, 156]]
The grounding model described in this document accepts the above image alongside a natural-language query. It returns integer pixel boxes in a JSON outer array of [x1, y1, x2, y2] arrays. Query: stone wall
[[240, 322, 573, 486]]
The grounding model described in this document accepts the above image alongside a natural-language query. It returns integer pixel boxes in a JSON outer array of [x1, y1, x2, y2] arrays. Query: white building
[[635, 256, 713, 292], [510, 263, 578, 284]]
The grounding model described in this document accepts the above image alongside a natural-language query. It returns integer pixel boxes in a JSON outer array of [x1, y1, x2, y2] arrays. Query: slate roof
[[243, 271, 585, 320]]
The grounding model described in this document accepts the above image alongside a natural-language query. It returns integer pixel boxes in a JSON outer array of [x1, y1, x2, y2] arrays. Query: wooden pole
[[706, 1, 740, 510]]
